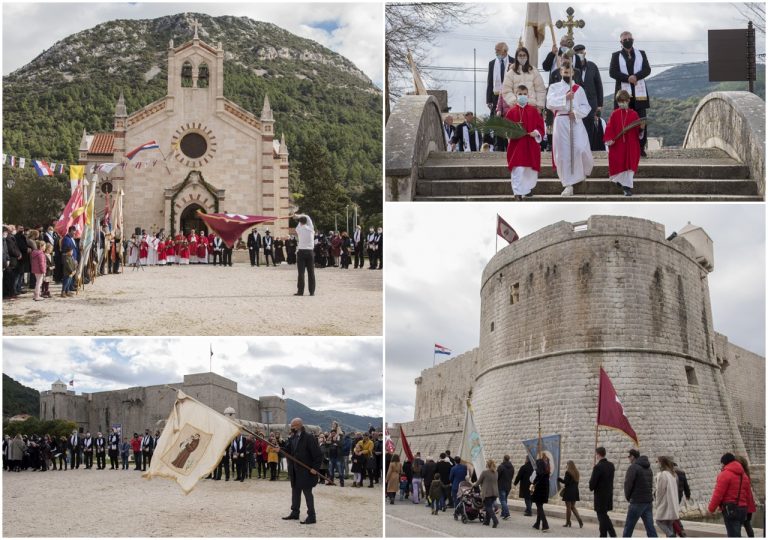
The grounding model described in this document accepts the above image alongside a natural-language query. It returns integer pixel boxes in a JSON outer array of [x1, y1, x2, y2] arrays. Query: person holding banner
[[531, 456, 551, 532], [609, 31, 651, 156], [280, 418, 322, 525], [293, 213, 316, 296]]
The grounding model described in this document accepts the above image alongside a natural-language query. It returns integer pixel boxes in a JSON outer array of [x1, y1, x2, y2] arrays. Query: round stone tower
[[471, 215, 746, 509]]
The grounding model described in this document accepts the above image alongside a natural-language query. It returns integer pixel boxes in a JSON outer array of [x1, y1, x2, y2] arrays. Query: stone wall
[[413, 348, 479, 421]]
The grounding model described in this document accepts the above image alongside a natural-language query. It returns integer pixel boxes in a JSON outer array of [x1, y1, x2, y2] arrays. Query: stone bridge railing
[[385, 95, 445, 201], [683, 91, 765, 197]]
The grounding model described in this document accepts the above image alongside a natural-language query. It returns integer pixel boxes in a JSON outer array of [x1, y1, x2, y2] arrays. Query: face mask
[[560, 46, 568, 54], [618, 102, 629, 110], [377, 229, 383, 234], [577, 54, 586, 63], [517, 56, 527, 64], [369, 229, 373, 233], [291, 427, 298, 434], [562, 76, 572, 84], [622, 38, 634, 49], [496, 54, 504, 61], [516, 95, 529, 107]]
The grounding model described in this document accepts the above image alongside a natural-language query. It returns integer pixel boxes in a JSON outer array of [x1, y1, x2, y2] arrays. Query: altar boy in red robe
[[604, 89, 642, 197], [139, 233, 149, 266], [197, 233, 209, 264], [505, 84, 545, 200]]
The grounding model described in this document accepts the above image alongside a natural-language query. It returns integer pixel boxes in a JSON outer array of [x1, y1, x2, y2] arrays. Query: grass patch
[[4, 310, 44, 327]]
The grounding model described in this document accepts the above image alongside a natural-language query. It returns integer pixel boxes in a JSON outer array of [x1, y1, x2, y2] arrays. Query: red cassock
[[139, 240, 149, 258], [196, 238, 208, 258], [604, 108, 641, 176], [180, 244, 190, 258], [165, 242, 175, 257], [157, 241, 166, 261], [505, 105, 545, 172], [187, 234, 198, 253]]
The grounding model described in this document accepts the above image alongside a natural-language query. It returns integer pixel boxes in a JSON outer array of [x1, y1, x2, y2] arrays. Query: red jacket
[[130, 437, 141, 453], [31, 249, 47, 275], [708, 460, 755, 513]]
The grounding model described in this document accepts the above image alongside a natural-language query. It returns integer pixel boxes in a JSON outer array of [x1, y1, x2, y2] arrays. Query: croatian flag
[[33, 160, 54, 176], [125, 140, 160, 160], [435, 343, 451, 355]]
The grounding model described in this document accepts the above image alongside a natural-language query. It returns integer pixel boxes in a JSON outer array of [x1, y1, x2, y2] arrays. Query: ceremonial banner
[[407, 50, 427, 95], [55, 182, 85, 237], [522, 434, 561, 497], [523, 3, 554, 68], [144, 390, 241, 494], [597, 367, 639, 444], [70, 165, 85, 194], [76, 179, 98, 281], [399, 425, 414, 462], [497, 215, 519, 243], [458, 403, 486, 479], [385, 428, 396, 454], [197, 212, 277, 248]]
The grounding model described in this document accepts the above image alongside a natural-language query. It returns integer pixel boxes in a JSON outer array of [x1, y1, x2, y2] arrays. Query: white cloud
[[2, 2, 384, 86], [385, 204, 765, 424]]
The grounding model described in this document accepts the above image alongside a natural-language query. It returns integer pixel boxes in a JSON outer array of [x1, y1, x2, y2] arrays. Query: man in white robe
[[148, 234, 158, 266], [546, 61, 593, 196]]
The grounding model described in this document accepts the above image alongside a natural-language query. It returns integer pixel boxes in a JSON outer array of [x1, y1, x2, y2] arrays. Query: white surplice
[[546, 81, 594, 186]]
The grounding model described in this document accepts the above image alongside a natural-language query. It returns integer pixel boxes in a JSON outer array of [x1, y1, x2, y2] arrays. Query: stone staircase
[[414, 148, 760, 201]]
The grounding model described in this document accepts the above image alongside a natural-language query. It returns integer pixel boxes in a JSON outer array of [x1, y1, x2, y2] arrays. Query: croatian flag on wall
[[434, 343, 451, 355], [125, 140, 160, 160], [33, 160, 54, 176]]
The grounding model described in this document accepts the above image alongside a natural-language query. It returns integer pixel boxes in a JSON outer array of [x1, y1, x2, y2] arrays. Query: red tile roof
[[89, 133, 114, 155]]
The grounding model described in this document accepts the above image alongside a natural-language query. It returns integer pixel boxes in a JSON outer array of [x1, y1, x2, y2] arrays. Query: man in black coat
[[435, 453, 453, 508], [514, 457, 534, 516], [94, 432, 107, 470], [542, 38, 584, 85], [247, 229, 261, 266], [573, 44, 604, 151], [82, 432, 94, 469], [108, 429, 120, 470], [622, 449, 657, 537], [451, 112, 481, 152], [141, 429, 154, 472], [486, 42, 514, 117], [589, 447, 617, 537], [497, 455, 515, 519], [609, 31, 651, 155], [231, 433, 248, 482], [280, 418, 323, 524]]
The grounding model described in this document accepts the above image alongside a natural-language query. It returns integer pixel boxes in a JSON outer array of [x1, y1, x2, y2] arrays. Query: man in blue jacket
[[448, 456, 468, 508]]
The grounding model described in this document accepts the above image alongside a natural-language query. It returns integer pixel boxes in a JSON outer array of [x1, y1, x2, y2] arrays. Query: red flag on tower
[[597, 367, 639, 445], [497, 214, 519, 244], [399, 425, 414, 462]]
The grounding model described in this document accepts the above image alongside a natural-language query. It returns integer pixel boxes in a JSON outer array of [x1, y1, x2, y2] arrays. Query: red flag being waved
[[497, 214, 519, 244], [55, 182, 86, 237], [597, 367, 639, 445], [399, 425, 414, 462], [196, 212, 277, 248]]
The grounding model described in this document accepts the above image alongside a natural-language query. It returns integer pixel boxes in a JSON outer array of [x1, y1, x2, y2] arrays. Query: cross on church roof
[[192, 18, 199, 40], [555, 7, 585, 49]]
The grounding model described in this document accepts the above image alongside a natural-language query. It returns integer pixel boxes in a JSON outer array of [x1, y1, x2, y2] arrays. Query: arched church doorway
[[180, 204, 208, 235]]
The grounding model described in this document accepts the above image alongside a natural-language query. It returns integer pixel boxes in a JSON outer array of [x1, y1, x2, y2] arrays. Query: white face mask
[[618, 102, 629, 110], [577, 53, 586, 63]]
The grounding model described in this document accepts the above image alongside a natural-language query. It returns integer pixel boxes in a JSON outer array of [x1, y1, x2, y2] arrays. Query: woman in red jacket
[[30, 241, 47, 301], [708, 453, 754, 537]]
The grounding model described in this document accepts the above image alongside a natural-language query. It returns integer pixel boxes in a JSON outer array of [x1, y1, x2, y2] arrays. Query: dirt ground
[[3, 468, 383, 537], [3, 262, 382, 336]]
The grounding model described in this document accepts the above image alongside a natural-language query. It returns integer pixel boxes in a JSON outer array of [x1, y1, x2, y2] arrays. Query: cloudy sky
[[2, 2, 383, 86], [4, 337, 382, 417], [386, 204, 765, 424], [391, 2, 765, 112]]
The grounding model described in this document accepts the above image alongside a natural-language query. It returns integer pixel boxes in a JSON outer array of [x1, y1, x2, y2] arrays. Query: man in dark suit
[[542, 37, 584, 85], [68, 430, 82, 470], [589, 447, 617, 537], [280, 418, 323, 524], [213, 443, 230, 481], [263, 231, 276, 267], [141, 429, 154, 472], [452, 112, 481, 152], [573, 45, 604, 151], [94, 432, 107, 470], [108, 429, 120, 470], [212, 235, 224, 266], [82, 432, 94, 469], [486, 42, 514, 117], [353, 225, 364, 269], [232, 433, 247, 482], [609, 31, 651, 156], [247, 229, 261, 266]]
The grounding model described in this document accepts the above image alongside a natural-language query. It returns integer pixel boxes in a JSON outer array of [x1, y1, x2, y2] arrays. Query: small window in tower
[[510, 282, 520, 305], [181, 61, 193, 88], [685, 366, 698, 386], [490, 322, 495, 332], [197, 63, 209, 88]]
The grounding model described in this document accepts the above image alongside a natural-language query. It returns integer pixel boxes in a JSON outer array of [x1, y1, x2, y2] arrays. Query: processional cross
[[555, 7, 585, 51]]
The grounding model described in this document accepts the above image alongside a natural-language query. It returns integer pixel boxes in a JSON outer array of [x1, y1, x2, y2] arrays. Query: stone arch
[[168, 170, 221, 235], [385, 94, 446, 201], [181, 60, 194, 88], [197, 62, 209, 88], [179, 203, 208, 236]]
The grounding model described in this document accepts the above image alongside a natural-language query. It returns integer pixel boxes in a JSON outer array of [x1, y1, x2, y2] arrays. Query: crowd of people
[[2, 219, 383, 303], [443, 31, 651, 198], [386, 446, 757, 537]]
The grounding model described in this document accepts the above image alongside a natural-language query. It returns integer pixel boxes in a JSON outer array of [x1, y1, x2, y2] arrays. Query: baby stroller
[[453, 481, 489, 524]]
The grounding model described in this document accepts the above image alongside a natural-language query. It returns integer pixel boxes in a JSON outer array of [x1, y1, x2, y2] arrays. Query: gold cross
[[555, 7, 585, 50]]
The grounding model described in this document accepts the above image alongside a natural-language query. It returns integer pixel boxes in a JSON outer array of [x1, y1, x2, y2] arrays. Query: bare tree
[[385, 3, 483, 120], [732, 2, 765, 34]]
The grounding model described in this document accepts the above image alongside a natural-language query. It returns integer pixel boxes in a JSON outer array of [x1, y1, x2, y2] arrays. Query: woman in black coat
[[531, 456, 550, 532], [514, 458, 534, 516], [557, 460, 583, 528]]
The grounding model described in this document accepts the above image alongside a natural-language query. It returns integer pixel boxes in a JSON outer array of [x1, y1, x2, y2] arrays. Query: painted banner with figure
[[458, 403, 486, 479], [522, 434, 561, 498], [144, 390, 241, 494]]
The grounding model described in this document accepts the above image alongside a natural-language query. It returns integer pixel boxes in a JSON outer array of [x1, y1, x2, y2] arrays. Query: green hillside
[[2, 12, 382, 229], [285, 398, 382, 434], [3, 374, 40, 418]]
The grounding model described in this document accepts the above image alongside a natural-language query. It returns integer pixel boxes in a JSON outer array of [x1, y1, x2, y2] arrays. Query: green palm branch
[[475, 116, 528, 140]]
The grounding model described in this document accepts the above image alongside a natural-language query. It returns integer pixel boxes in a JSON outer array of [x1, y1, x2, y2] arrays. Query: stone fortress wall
[[394, 216, 764, 511]]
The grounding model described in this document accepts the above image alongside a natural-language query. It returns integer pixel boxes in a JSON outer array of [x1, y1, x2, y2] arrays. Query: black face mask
[[291, 428, 298, 434], [562, 76, 572, 84], [622, 38, 634, 49]]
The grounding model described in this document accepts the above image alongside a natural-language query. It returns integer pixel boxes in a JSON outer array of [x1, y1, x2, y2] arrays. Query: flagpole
[[495, 215, 499, 254]]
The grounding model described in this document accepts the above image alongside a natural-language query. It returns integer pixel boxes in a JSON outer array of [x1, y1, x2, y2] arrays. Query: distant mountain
[[286, 398, 382, 433], [3, 374, 40, 418], [646, 61, 765, 101]]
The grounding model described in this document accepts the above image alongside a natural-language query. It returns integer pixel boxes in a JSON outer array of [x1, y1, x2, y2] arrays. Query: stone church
[[79, 24, 291, 238]]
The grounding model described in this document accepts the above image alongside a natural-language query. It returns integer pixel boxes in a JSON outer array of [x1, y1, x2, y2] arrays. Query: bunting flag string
[[2, 152, 171, 179]]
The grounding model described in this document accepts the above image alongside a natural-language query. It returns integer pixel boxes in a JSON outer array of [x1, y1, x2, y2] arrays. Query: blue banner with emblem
[[522, 434, 561, 498]]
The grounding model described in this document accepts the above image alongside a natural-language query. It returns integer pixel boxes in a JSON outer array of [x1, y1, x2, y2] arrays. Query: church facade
[[79, 26, 291, 238]]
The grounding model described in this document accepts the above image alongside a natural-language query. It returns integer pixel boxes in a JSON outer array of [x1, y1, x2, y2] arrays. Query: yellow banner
[[69, 165, 85, 181]]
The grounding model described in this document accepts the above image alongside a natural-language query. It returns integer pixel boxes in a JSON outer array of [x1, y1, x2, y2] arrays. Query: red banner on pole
[[197, 212, 277, 248], [497, 214, 519, 243], [399, 425, 414, 462], [597, 367, 639, 445]]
